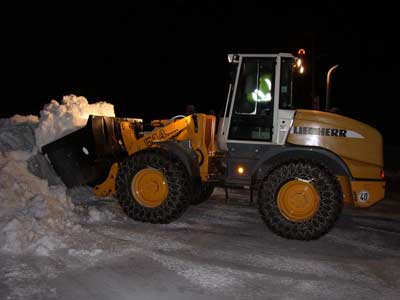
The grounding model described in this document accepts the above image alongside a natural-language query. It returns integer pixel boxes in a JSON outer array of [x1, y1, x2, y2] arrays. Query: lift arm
[[94, 114, 217, 197]]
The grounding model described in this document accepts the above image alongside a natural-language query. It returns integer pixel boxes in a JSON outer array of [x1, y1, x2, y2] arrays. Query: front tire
[[257, 160, 342, 240], [116, 148, 191, 223]]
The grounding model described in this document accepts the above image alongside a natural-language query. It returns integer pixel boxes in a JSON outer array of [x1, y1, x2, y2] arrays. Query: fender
[[158, 141, 202, 187], [252, 145, 352, 181], [93, 141, 200, 197]]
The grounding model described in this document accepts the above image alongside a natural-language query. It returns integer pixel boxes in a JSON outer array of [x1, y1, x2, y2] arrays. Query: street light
[[325, 64, 339, 111]]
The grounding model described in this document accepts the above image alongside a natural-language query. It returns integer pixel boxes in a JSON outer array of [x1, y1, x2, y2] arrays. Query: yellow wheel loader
[[42, 53, 386, 240]]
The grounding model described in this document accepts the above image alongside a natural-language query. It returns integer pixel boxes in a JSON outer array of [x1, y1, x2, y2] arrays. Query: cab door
[[227, 56, 277, 143]]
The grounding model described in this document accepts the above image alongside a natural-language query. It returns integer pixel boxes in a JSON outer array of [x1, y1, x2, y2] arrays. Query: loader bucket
[[42, 115, 136, 188]]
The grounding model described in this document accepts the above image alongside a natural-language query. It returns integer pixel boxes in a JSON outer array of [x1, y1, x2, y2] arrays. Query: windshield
[[232, 57, 275, 115]]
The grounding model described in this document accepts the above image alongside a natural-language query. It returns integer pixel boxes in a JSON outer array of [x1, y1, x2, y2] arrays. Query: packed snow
[[35, 94, 115, 149]]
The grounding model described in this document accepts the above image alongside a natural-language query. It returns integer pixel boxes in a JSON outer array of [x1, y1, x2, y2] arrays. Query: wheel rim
[[277, 179, 320, 222], [131, 168, 169, 208]]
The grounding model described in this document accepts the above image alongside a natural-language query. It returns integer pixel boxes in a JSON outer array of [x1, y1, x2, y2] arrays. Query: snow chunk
[[27, 153, 63, 186], [35, 94, 115, 149], [67, 248, 104, 265], [0, 122, 37, 153], [9, 114, 39, 125], [87, 206, 120, 223], [33, 236, 66, 256], [0, 114, 39, 127], [88, 207, 102, 222], [67, 186, 127, 224], [68, 248, 103, 257]]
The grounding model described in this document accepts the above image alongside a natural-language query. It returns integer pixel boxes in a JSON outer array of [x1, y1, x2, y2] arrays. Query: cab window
[[228, 57, 276, 141]]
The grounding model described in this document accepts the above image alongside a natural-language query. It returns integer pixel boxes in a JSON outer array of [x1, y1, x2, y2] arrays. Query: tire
[[191, 183, 214, 205], [116, 148, 191, 223], [257, 160, 342, 240]]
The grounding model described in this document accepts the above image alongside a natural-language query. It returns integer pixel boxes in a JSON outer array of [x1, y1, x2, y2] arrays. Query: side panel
[[224, 143, 385, 207], [217, 116, 230, 151], [224, 143, 351, 186], [276, 109, 295, 145], [336, 175, 353, 204]]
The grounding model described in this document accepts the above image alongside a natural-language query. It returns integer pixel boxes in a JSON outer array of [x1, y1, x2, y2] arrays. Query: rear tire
[[257, 160, 342, 240], [191, 183, 214, 205], [116, 148, 190, 223]]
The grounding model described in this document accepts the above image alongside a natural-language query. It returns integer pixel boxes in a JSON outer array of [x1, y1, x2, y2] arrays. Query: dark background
[[2, 2, 398, 145]]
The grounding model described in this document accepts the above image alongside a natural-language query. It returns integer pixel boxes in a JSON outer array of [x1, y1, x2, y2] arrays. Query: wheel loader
[[42, 53, 386, 240]]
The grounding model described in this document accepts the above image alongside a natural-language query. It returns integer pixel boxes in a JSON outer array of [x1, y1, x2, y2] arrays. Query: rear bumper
[[351, 180, 386, 207]]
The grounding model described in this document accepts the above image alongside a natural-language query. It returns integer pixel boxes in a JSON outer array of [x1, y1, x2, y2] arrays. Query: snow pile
[[0, 95, 117, 256], [0, 118, 77, 255], [0, 95, 122, 255], [35, 94, 115, 149]]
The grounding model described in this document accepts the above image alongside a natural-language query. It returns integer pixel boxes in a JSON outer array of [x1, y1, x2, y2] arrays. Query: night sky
[[2, 2, 398, 144]]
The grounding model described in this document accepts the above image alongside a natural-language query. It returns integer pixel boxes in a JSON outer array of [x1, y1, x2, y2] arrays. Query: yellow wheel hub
[[131, 168, 169, 208], [277, 180, 320, 222]]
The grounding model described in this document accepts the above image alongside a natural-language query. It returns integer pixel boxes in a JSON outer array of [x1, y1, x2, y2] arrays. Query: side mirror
[[227, 54, 239, 63]]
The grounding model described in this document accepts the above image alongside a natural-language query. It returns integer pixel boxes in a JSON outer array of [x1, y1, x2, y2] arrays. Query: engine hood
[[287, 110, 383, 178]]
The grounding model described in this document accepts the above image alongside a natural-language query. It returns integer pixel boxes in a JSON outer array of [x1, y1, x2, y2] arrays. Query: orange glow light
[[237, 166, 244, 174]]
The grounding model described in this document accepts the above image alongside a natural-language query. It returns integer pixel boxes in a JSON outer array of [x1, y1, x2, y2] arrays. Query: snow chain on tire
[[116, 148, 191, 223], [257, 160, 342, 240]]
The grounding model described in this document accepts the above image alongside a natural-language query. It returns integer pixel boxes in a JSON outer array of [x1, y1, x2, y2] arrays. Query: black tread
[[116, 148, 190, 223], [257, 160, 342, 240], [191, 183, 214, 205]]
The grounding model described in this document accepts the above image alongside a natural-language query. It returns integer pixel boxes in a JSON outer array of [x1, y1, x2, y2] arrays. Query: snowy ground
[[1, 187, 399, 300], [1, 97, 399, 300]]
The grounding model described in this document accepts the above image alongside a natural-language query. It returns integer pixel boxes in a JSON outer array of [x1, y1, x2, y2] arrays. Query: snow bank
[[35, 94, 115, 149], [0, 150, 78, 255], [0, 95, 117, 256]]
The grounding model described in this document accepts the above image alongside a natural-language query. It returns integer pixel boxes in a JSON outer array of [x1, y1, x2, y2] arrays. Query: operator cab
[[217, 53, 303, 150]]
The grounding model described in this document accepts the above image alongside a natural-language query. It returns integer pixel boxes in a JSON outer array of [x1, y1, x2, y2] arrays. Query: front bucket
[[42, 115, 133, 188]]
